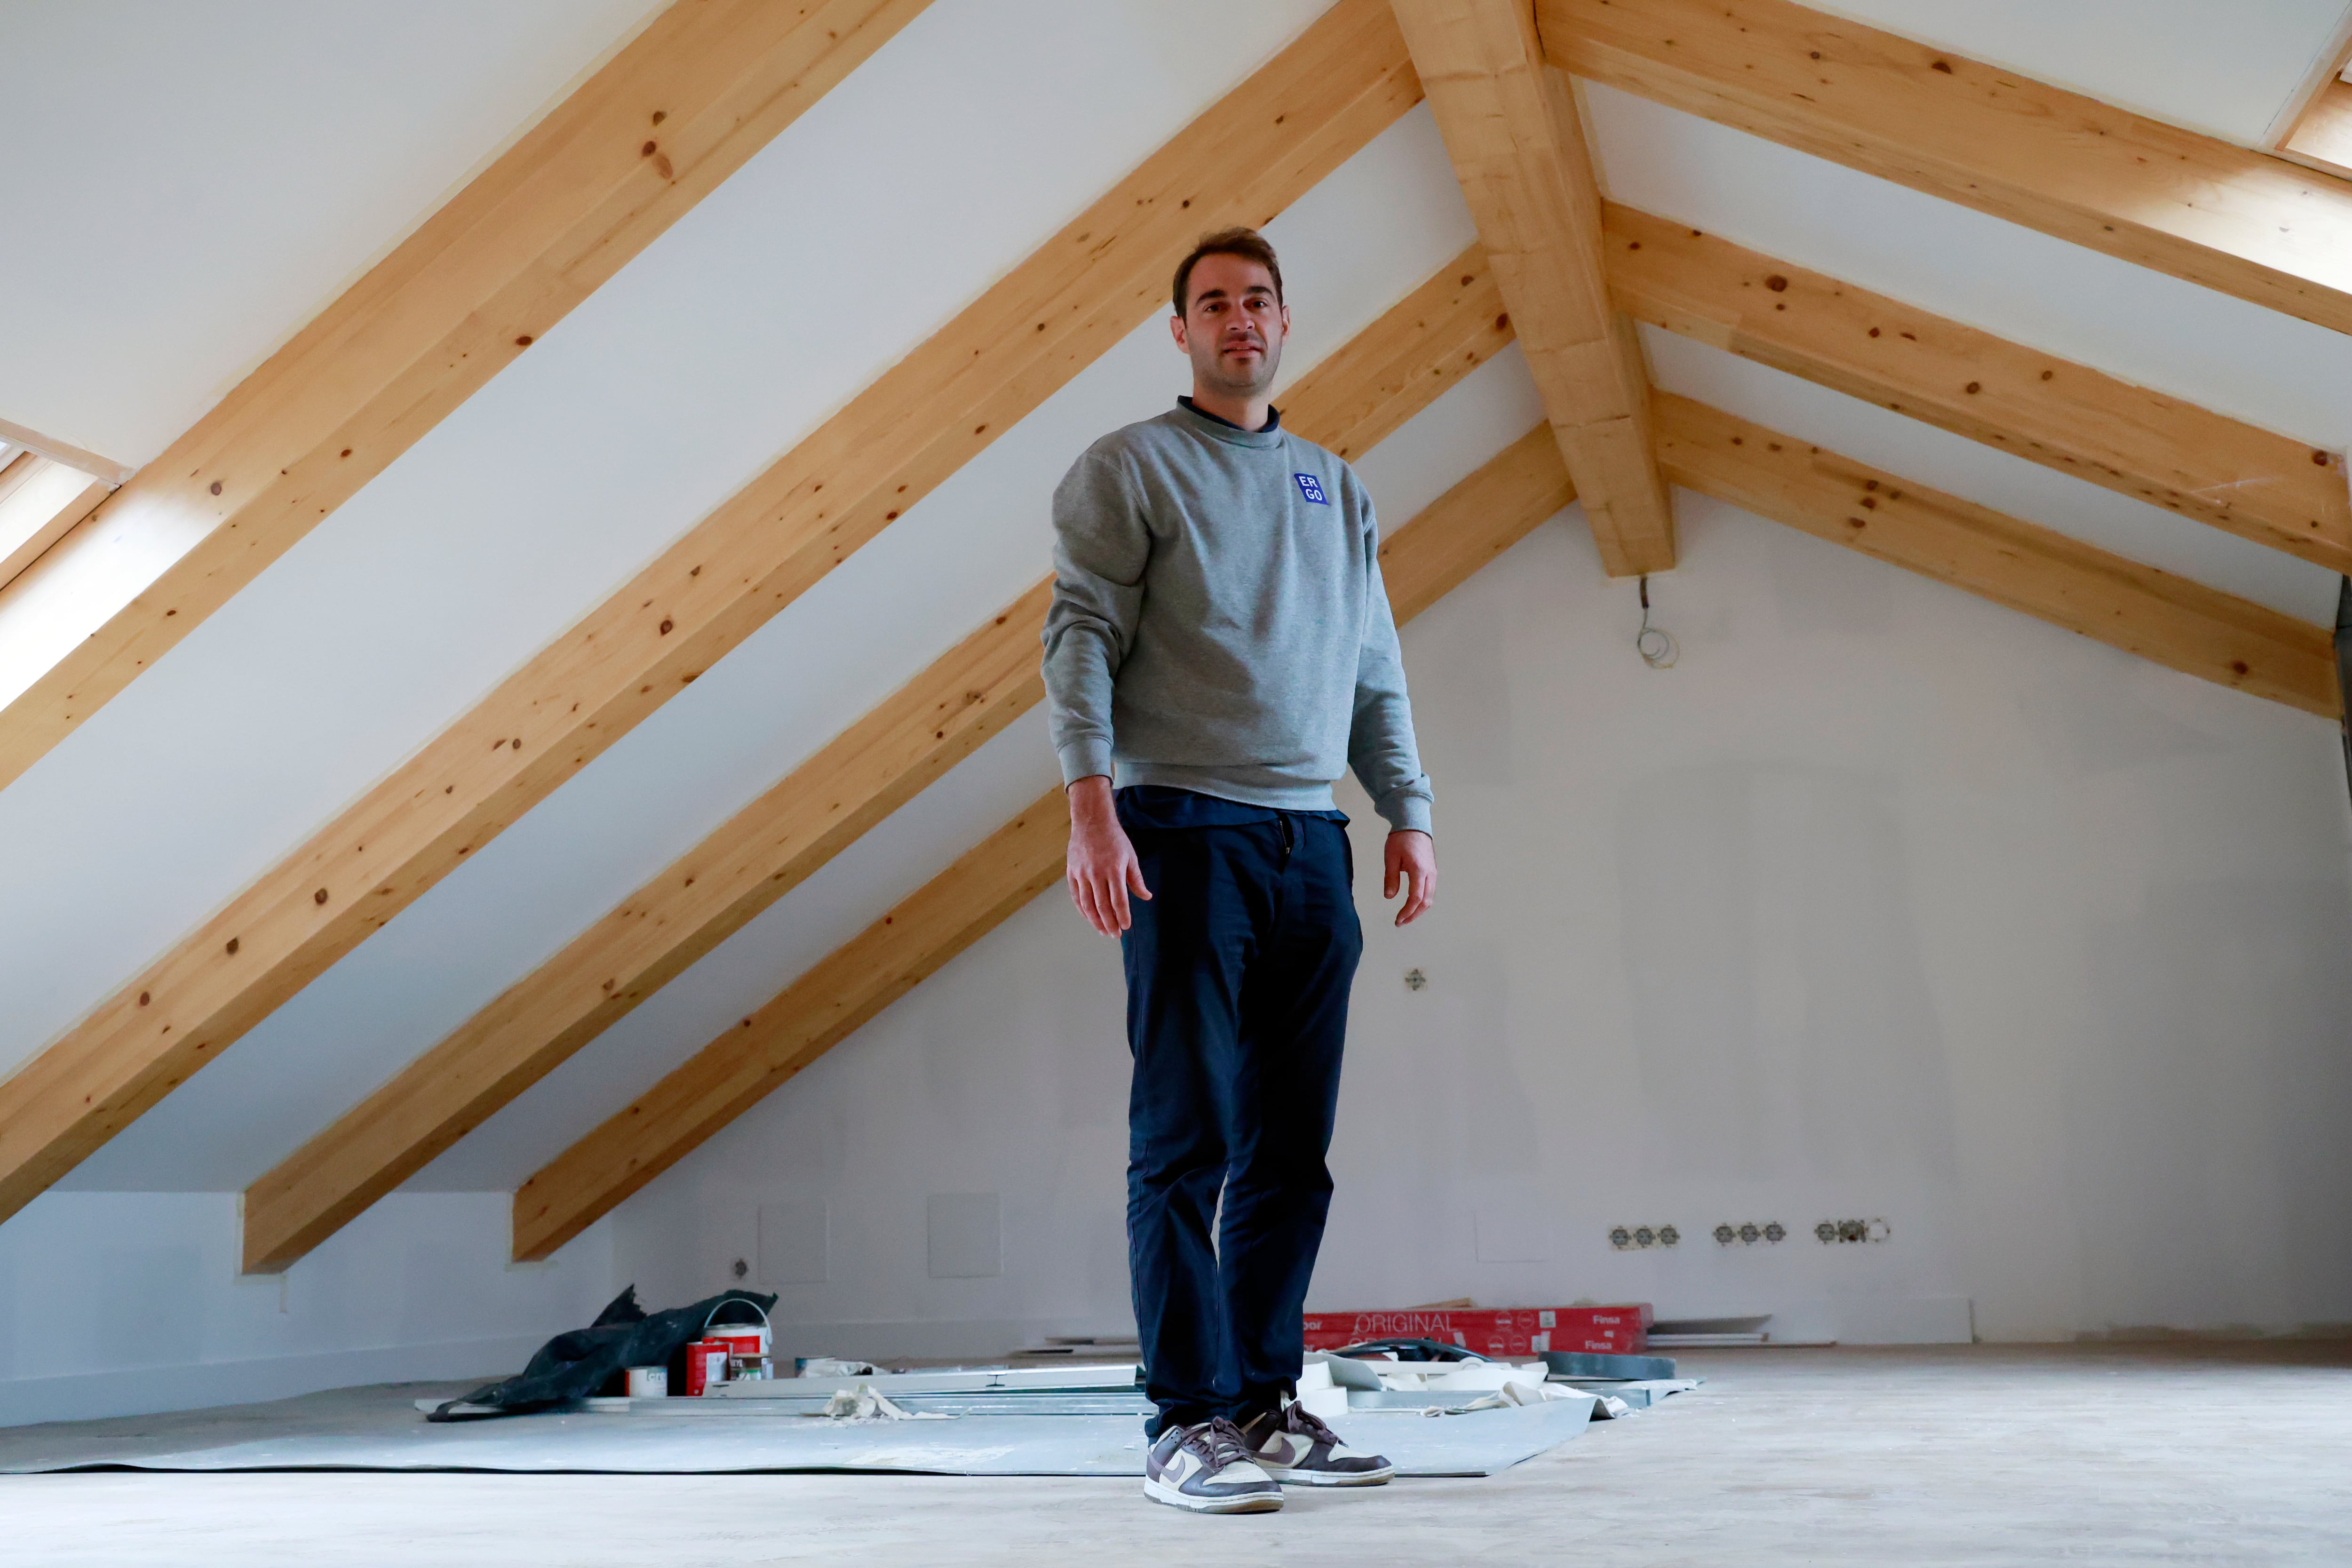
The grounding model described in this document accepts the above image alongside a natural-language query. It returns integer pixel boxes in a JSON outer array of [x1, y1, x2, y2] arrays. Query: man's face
[[1171, 253, 1289, 396]]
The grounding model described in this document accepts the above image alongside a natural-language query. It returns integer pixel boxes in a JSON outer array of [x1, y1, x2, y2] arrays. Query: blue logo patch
[[1294, 472, 1329, 506]]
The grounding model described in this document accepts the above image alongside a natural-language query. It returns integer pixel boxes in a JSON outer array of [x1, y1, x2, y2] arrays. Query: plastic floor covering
[[32, 1398, 1600, 1478]]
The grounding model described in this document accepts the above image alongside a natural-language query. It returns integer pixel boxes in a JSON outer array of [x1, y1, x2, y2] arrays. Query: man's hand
[[1066, 776, 1150, 937], [1384, 830, 1436, 927]]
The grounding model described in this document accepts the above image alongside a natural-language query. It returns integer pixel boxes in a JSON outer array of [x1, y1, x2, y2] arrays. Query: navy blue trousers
[[1119, 805, 1362, 1435]]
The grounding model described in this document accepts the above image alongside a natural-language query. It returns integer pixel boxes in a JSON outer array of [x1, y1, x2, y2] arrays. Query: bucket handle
[[704, 1297, 771, 1333]]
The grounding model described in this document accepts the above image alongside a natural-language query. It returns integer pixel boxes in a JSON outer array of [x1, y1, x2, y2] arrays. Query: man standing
[[1043, 228, 1437, 1513]]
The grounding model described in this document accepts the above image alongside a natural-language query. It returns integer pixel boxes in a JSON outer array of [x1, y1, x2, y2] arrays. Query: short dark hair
[[1172, 227, 1284, 317]]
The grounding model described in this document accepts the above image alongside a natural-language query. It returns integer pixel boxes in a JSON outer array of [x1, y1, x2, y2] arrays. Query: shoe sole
[[1259, 1463, 1395, 1487], [1143, 1475, 1285, 1513]]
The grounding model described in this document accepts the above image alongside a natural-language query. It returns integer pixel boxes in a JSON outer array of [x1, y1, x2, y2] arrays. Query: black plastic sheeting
[[2336, 577, 2350, 805], [429, 1286, 775, 1421]]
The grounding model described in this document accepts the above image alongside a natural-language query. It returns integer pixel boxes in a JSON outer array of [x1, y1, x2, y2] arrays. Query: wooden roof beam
[[516, 390, 2340, 1259], [252, 192, 2352, 1270], [1654, 394, 2342, 717], [1394, 0, 1674, 575], [1541, 0, 2352, 336], [0, 0, 934, 789], [0, 0, 1422, 1230], [238, 242, 1509, 1274], [512, 422, 1578, 1260], [1603, 204, 2352, 573]]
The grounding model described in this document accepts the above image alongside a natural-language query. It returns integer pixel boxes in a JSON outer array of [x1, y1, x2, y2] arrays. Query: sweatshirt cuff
[[1376, 790, 1433, 836], [1057, 737, 1115, 788]]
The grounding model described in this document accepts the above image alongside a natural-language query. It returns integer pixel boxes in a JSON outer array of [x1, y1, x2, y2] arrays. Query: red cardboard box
[[1302, 1305, 1651, 1357]]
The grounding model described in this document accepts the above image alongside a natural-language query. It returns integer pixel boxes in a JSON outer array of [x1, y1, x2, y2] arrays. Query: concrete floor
[[4, 1344, 2349, 1565]]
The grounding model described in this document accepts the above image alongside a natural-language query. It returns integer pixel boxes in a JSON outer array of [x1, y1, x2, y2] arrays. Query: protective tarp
[[429, 1286, 775, 1421]]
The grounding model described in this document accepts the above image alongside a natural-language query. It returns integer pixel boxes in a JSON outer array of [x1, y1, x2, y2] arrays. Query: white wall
[[612, 491, 2352, 1355], [8, 0, 2352, 1422], [0, 1194, 613, 1427]]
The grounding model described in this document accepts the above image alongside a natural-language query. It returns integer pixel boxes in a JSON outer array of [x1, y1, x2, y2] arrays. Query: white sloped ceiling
[[0, 0, 666, 466], [0, 0, 2346, 1210]]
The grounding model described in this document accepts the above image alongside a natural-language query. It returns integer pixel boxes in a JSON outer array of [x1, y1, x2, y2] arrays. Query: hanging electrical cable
[[1636, 575, 1678, 669], [2335, 575, 2350, 807]]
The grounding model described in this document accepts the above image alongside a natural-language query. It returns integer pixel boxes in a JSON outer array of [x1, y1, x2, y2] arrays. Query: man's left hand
[[1383, 830, 1435, 927]]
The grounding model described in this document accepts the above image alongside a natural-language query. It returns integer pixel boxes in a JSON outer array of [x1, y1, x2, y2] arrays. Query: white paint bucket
[[625, 1365, 668, 1398], [705, 1301, 773, 1381]]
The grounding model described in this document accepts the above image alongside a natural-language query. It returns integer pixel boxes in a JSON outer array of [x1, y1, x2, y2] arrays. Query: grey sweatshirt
[[1041, 401, 1433, 834]]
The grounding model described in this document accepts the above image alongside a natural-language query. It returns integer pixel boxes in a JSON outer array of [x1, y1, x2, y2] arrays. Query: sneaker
[[1143, 1417, 1285, 1513], [1240, 1400, 1395, 1486]]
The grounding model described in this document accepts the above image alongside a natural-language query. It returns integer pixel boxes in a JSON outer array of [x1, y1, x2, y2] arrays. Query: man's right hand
[[1066, 775, 1151, 937]]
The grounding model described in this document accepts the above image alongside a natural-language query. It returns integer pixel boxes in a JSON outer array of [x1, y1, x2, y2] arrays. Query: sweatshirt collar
[[1175, 397, 1285, 449]]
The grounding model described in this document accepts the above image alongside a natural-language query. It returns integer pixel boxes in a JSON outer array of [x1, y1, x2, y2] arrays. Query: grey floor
[[4, 1343, 2349, 1565]]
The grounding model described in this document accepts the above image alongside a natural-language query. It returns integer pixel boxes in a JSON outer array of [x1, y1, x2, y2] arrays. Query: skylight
[[2272, 29, 2352, 177], [0, 443, 113, 594]]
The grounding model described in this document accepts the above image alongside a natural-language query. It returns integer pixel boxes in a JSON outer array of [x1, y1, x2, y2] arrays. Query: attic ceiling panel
[[0, 0, 664, 465], [56, 98, 1482, 1191], [1581, 82, 2352, 455], [405, 344, 1552, 1194], [0, 0, 1334, 1100], [1786, 0, 2352, 146]]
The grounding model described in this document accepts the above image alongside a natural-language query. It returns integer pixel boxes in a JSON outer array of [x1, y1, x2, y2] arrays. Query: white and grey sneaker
[[1143, 1417, 1285, 1513], [1240, 1400, 1395, 1486]]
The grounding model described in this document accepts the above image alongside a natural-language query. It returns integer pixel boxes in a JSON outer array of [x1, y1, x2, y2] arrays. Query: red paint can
[[683, 1338, 730, 1397], [707, 1321, 770, 1381]]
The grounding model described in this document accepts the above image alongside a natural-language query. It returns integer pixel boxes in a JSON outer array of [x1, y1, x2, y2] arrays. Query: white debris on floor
[[1300, 1353, 1686, 1419]]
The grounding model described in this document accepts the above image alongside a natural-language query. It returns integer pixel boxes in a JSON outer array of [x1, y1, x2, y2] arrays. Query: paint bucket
[[705, 1301, 773, 1382], [708, 1324, 769, 1380], [625, 1365, 668, 1398], [683, 1339, 730, 1397]]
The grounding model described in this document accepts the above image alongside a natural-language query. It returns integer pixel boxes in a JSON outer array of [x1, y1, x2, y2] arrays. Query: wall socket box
[[1608, 1224, 1679, 1250], [1815, 1218, 1892, 1244]]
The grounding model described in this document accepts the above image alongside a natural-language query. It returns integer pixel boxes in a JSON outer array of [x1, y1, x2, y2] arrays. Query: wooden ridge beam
[[1541, 0, 2352, 337], [1603, 204, 2352, 574], [0, 0, 934, 786], [238, 240, 1507, 1274], [512, 419, 1576, 1260], [1393, 0, 1674, 575], [1653, 393, 2342, 716], [0, 0, 1424, 1228]]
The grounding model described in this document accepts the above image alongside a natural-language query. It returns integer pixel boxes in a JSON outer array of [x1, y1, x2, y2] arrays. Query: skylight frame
[[2267, 14, 2352, 178], [0, 422, 126, 597]]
